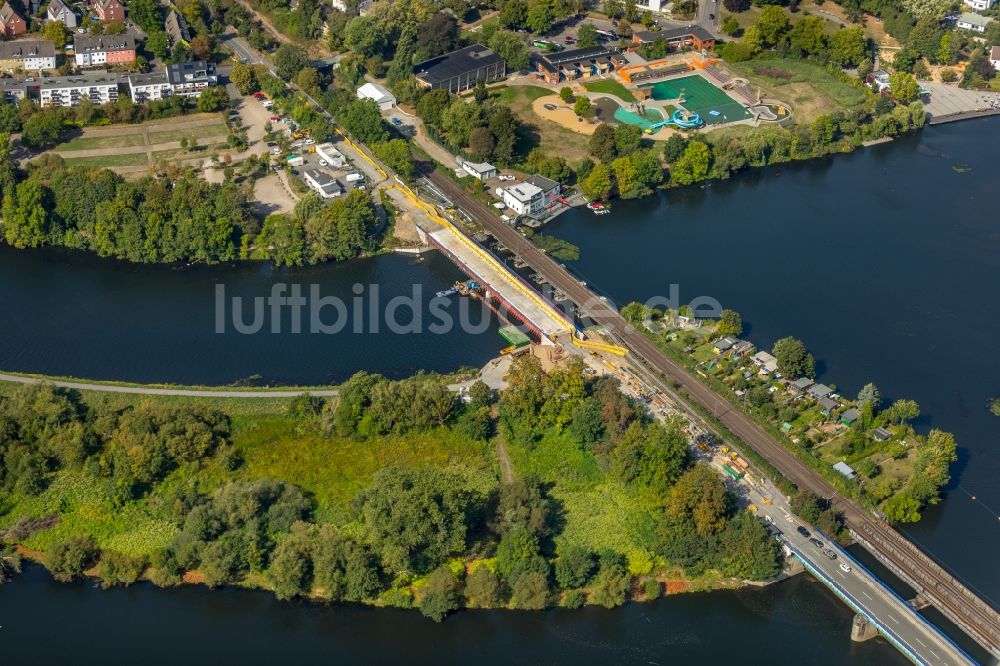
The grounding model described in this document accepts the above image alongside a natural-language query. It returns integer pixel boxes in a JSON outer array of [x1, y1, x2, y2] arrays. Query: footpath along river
[[0, 119, 998, 663]]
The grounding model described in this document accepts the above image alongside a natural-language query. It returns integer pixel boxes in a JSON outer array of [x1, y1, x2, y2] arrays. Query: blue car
[[390, 117, 402, 126]]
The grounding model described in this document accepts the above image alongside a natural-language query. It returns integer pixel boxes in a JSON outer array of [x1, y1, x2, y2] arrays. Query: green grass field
[[56, 133, 147, 151], [146, 123, 229, 145], [62, 152, 150, 168], [583, 79, 637, 103]]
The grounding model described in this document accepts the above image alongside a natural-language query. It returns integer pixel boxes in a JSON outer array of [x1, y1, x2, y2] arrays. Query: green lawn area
[[491, 84, 555, 105], [56, 133, 147, 151], [729, 58, 870, 121], [236, 418, 497, 520], [62, 152, 150, 168], [583, 79, 637, 103], [691, 343, 719, 364], [507, 429, 657, 567], [152, 143, 227, 164], [147, 123, 229, 146]]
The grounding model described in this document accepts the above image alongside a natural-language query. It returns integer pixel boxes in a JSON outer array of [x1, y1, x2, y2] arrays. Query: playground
[[644, 74, 753, 126]]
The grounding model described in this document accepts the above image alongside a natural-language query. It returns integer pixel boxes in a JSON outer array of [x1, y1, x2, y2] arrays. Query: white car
[[497, 174, 515, 181], [318, 159, 328, 166], [304, 138, 316, 145], [840, 563, 852, 573]]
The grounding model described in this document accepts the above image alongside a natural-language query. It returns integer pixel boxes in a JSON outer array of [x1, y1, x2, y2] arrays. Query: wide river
[[1, 119, 998, 663]]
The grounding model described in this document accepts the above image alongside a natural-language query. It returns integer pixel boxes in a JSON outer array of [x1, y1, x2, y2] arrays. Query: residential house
[[873, 427, 892, 442], [818, 396, 839, 416], [304, 169, 343, 199], [74, 34, 136, 67], [526, 174, 560, 211], [356, 82, 396, 110], [840, 408, 860, 426], [713, 337, 735, 354], [631, 25, 716, 53], [461, 160, 497, 181], [808, 383, 833, 400], [46, 0, 78, 28], [534, 45, 626, 84], [0, 2, 26, 39], [330, 0, 346, 10], [732, 340, 755, 358], [964, 0, 995, 9], [127, 70, 169, 102], [833, 461, 856, 480], [93, 0, 124, 23], [0, 76, 27, 102], [0, 40, 57, 72], [39, 72, 120, 107], [789, 377, 815, 395], [414, 44, 506, 93], [166, 60, 216, 96], [752, 351, 779, 375], [867, 70, 891, 94], [499, 182, 545, 217], [956, 12, 993, 33], [991, 46, 1000, 71], [164, 9, 191, 45]]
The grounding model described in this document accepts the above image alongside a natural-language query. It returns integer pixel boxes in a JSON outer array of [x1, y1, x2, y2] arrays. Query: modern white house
[[499, 182, 544, 216], [964, 0, 995, 10], [461, 160, 496, 180], [165, 60, 217, 96], [304, 169, 343, 199], [956, 11, 993, 33], [39, 73, 120, 107], [356, 82, 396, 110]]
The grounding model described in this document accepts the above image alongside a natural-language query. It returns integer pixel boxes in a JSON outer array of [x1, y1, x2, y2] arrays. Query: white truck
[[345, 173, 364, 183]]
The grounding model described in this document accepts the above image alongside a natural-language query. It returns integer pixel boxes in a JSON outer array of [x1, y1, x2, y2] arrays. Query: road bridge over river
[[424, 169, 1000, 663]]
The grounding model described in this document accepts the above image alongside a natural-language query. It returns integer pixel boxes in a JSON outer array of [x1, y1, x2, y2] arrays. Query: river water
[[1, 119, 998, 663]]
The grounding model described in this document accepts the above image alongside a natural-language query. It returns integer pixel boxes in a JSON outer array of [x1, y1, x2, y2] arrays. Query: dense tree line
[[0, 149, 382, 265]]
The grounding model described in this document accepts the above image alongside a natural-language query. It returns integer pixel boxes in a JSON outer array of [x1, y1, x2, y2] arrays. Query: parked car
[[318, 159, 328, 166], [390, 117, 403, 126], [252, 92, 266, 100], [498, 174, 515, 181], [564, 35, 574, 43], [840, 563, 852, 573], [304, 138, 316, 145], [796, 526, 811, 537]]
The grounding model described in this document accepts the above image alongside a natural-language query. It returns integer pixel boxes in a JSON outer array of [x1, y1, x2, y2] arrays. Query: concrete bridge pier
[[851, 614, 880, 643]]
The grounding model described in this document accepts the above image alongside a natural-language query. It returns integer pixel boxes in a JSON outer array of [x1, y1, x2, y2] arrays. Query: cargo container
[[723, 464, 745, 480]]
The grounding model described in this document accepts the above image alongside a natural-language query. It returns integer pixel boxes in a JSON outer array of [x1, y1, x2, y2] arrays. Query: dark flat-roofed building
[[631, 25, 716, 52], [166, 60, 216, 96], [414, 44, 506, 93], [534, 45, 626, 84]]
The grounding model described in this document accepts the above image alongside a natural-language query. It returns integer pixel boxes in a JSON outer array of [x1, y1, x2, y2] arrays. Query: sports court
[[644, 74, 752, 125]]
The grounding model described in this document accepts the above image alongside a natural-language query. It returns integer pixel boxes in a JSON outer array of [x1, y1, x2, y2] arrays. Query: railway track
[[425, 169, 1000, 659]]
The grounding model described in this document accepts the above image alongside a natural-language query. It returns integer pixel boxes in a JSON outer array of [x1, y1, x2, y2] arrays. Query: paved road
[[758, 496, 975, 665], [0, 373, 340, 398], [425, 168, 1000, 658]]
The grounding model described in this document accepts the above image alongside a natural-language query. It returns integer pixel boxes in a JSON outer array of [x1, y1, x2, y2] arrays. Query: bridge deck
[[426, 228, 568, 340]]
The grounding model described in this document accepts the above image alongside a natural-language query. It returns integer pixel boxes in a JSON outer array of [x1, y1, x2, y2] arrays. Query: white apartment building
[[40, 74, 120, 107]]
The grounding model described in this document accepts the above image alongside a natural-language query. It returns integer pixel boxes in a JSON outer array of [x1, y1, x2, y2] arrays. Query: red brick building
[[0, 2, 27, 38], [93, 0, 124, 23]]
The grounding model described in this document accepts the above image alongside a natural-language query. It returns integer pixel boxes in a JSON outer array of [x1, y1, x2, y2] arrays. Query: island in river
[[0, 354, 786, 620]]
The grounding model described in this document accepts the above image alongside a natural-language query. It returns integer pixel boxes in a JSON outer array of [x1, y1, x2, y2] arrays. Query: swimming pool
[[612, 106, 665, 129]]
